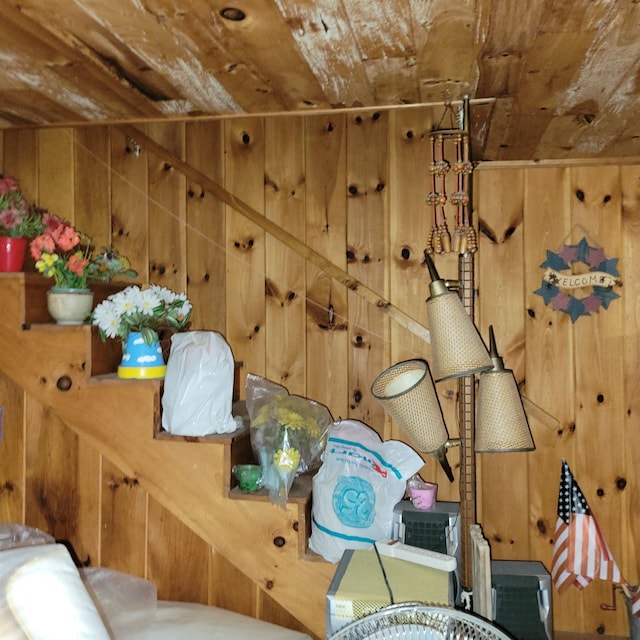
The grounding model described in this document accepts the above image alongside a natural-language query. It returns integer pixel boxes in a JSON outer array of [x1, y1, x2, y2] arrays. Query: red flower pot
[[0, 236, 28, 272]]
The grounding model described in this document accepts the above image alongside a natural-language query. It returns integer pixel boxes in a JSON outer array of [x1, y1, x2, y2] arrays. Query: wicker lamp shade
[[371, 359, 449, 454], [426, 291, 493, 382], [423, 251, 492, 382], [475, 326, 534, 453], [476, 369, 534, 452]]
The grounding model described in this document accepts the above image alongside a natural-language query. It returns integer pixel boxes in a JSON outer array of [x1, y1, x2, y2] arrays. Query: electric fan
[[328, 603, 515, 640]]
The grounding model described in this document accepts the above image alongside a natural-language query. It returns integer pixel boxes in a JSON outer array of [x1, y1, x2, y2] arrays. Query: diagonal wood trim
[[116, 123, 431, 344]]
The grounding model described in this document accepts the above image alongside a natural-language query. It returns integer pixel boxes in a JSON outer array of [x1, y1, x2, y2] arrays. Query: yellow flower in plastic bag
[[246, 374, 333, 508], [274, 447, 300, 472]]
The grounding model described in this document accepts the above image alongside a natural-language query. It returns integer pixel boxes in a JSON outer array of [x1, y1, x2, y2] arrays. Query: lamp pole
[[458, 251, 477, 593], [458, 93, 477, 593]]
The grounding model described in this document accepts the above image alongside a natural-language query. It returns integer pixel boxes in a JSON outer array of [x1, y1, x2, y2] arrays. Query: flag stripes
[[551, 460, 629, 604], [551, 515, 590, 593]]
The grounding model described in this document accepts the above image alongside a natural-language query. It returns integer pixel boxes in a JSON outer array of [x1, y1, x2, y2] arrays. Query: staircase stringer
[[0, 275, 332, 639]]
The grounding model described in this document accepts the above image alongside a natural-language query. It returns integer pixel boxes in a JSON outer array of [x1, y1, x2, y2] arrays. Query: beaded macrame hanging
[[426, 104, 477, 255]]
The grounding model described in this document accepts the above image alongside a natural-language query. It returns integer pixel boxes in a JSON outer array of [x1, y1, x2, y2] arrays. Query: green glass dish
[[233, 464, 263, 493]]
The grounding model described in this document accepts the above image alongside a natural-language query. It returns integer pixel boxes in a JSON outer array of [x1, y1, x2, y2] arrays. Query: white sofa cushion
[[126, 601, 312, 640], [0, 527, 313, 640], [0, 543, 111, 639]]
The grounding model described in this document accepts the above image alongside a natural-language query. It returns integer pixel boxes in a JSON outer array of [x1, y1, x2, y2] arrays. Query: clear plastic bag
[[245, 374, 333, 508], [81, 567, 157, 636], [162, 331, 239, 435], [0, 523, 54, 551]]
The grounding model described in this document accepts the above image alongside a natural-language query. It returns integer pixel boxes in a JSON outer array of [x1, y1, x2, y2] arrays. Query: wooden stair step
[[21, 272, 129, 326], [229, 473, 316, 559]]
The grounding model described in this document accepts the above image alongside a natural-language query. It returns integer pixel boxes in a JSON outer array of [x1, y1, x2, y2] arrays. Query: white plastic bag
[[308, 419, 424, 563], [161, 331, 238, 435]]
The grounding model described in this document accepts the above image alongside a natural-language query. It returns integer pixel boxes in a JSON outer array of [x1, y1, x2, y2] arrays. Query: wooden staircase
[[0, 273, 334, 639]]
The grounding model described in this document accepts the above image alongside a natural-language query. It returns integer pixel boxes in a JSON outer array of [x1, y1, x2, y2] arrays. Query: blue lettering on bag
[[327, 437, 403, 479]]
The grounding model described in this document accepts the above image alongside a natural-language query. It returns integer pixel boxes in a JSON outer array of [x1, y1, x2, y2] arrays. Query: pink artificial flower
[[51, 223, 80, 252], [0, 209, 22, 230], [30, 234, 56, 260], [67, 253, 89, 277], [0, 177, 19, 195], [41, 212, 63, 234]]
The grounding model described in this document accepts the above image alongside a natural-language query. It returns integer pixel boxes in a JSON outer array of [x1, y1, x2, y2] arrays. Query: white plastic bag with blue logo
[[308, 419, 424, 563]]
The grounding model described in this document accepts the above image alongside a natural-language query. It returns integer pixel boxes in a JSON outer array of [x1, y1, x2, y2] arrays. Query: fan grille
[[329, 603, 514, 640]]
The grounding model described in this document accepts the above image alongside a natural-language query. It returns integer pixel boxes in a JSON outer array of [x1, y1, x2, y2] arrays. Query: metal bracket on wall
[[125, 135, 141, 158]]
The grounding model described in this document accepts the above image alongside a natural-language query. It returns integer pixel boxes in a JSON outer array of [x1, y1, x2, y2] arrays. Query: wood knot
[[273, 536, 285, 547], [265, 580, 274, 590], [0, 481, 15, 494], [56, 376, 72, 391]]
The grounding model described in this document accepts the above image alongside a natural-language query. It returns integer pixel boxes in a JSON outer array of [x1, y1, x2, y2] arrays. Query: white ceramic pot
[[47, 288, 94, 325]]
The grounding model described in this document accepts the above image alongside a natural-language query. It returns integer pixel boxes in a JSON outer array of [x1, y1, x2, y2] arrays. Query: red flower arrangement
[[0, 176, 43, 239]]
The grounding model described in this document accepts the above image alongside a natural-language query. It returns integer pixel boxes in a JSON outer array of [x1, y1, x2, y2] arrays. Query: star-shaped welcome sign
[[534, 237, 622, 322]]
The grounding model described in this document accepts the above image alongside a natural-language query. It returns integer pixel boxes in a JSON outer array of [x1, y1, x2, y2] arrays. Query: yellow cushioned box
[[326, 548, 454, 637]]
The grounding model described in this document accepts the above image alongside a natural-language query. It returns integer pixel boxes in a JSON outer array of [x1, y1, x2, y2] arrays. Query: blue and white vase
[[118, 331, 166, 379]]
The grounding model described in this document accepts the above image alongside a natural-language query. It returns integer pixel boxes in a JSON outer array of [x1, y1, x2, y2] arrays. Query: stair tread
[[229, 471, 313, 504], [155, 422, 249, 444]]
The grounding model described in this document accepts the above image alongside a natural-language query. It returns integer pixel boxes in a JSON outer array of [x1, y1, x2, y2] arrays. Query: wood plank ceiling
[[1, 0, 639, 161]]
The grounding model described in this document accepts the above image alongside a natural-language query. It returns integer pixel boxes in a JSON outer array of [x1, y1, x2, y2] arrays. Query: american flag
[[551, 459, 622, 594]]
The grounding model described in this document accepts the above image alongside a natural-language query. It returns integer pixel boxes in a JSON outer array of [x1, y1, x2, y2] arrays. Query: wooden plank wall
[[476, 161, 639, 636], [0, 112, 639, 637]]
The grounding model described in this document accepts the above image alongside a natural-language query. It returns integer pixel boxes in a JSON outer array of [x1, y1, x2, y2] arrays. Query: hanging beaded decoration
[[427, 133, 451, 254], [426, 104, 477, 255]]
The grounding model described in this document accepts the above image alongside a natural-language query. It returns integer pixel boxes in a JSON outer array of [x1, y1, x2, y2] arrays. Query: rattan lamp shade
[[423, 251, 492, 383], [426, 291, 492, 382], [475, 370, 534, 452], [475, 326, 534, 453], [371, 359, 448, 454]]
